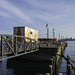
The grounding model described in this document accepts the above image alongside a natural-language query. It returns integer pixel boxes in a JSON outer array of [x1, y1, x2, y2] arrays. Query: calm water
[[58, 41, 75, 75], [0, 41, 75, 75]]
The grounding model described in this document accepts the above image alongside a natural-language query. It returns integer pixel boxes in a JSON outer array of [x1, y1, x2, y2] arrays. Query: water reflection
[[0, 60, 13, 75]]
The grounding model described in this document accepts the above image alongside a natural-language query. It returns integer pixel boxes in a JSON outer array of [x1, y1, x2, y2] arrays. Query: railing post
[[30, 39, 32, 51], [1, 36, 3, 58], [24, 38, 26, 52], [35, 41, 38, 50], [14, 36, 17, 54]]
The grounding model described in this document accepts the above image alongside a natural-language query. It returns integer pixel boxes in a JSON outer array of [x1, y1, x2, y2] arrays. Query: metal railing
[[0, 34, 39, 61]]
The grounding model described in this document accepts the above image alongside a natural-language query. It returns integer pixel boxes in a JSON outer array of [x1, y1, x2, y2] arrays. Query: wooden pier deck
[[14, 41, 67, 62]]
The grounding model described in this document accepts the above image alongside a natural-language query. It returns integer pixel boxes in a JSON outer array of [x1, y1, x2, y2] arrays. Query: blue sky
[[0, 0, 75, 38]]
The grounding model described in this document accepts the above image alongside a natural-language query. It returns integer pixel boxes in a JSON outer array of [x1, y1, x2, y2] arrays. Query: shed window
[[30, 31, 33, 34]]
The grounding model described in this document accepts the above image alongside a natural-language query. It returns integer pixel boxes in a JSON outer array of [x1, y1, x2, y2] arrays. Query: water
[[0, 41, 75, 75], [58, 41, 75, 75]]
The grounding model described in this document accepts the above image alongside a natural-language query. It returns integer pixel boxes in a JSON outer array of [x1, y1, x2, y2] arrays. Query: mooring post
[[58, 73, 63, 75], [55, 53, 58, 68], [52, 56, 55, 74], [49, 65, 53, 75], [67, 64, 72, 75], [67, 54, 72, 75], [46, 73, 50, 75], [68, 60, 71, 65], [53, 56, 55, 66], [50, 58, 53, 74], [67, 54, 70, 60], [55, 53, 58, 75], [50, 58, 53, 66], [67, 54, 70, 66]]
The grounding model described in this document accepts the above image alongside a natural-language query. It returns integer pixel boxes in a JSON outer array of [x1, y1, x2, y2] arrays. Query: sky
[[0, 0, 75, 39]]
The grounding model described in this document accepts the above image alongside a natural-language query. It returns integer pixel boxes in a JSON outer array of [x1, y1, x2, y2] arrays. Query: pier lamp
[[46, 24, 49, 46]]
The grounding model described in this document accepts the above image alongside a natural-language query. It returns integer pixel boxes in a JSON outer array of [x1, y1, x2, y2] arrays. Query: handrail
[[0, 34, 38, 42], [0, 34, 39, 61]]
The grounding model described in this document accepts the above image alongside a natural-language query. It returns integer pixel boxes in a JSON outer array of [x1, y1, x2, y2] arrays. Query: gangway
[[0, 34, 39, 61]]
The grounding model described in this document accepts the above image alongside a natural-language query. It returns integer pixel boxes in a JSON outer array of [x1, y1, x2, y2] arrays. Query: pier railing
[[39, 41, 62, 48], [0, 34, 39, 61]]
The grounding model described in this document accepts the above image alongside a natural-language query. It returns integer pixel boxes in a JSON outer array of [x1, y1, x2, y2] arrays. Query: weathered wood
[[58, 73, 63, 75], [53, 56, 55, 66], [55, 53, 58, 75], [67, 64, 72, 75], [49, 65, 53, 75], [46, 73, 50, 75], [61, 47, 63, 55], [50, 58, 53, 65], [53, 56, 55, 73], [67, 54, 70, 60], [68, 60, 71, 65]]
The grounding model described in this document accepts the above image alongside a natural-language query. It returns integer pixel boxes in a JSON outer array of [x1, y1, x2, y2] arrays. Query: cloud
[[0, 9, 11, 17], [24, 0, 75, 23], [0, 0, 34, 23]]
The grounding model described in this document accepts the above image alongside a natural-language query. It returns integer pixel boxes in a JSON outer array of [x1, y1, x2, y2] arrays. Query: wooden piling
[[61, 47, 63, 55], [55, 52, 58, 68], [50, 58, 53, 65], [58, 73, 63, 75], [52, 56, 55, 65], [46, 73, 50, 75], [55, 53, 58, 75], [52, 56, 55, 74], [49, 65, 53, 75], [68, 60, 71, 65], [67, 54, 70, 60], [67, 64, 72, 75]]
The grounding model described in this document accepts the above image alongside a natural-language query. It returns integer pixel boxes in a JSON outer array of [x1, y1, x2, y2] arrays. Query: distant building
[[38, 38, 57, 43]]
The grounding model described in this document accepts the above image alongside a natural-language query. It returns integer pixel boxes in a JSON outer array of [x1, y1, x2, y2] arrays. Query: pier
[[0, 34, 67, 75], [0, 34, 67, 62]]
